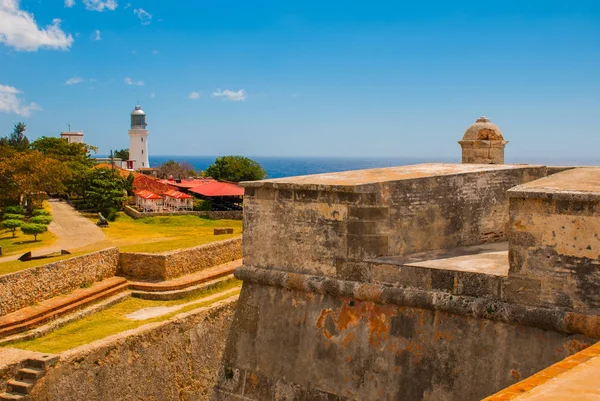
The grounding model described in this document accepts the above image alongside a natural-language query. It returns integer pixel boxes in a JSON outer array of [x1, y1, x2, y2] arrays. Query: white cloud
[[150, 92, 155, 99], [212, 89, 246, 102], [65, 77, 83, 85], [0, 0, 73, 51], [124, 77, 143, 86], [152, 49, 158, 54], [0, 83, 41, 116], [133, 8, 151, 25], [82, 0, 117, 11], [124, 2, 131, 8], [93, 29, 101, 40], [64, 0, 75, 7], [188, 91, 200, 100]]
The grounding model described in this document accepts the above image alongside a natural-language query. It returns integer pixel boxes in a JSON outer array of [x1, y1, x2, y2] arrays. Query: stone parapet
[[123, 205, 242, 220], [241, 163, 546, 279], [119, 237, 242, 280], [507, 167, 600, 313], [0, 248, 119, 317], [25, 298, 238, 401]]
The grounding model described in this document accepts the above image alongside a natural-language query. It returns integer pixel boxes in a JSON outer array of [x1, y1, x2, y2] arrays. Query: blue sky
[[0, 1, 599, 160]]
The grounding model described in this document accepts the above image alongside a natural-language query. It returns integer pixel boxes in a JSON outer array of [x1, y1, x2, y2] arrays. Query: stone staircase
[[128, 259, 241, 300], [0, 277, 129, 338], [0, 354, 59, 400]]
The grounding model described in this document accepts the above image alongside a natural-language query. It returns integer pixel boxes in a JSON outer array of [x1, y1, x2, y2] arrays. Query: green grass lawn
[[0, 212, 242, 276], [8, 278, 242, 354], [0, 200, 57, 257], [0, 229, 56, 257], [78, 213, 242, 253]]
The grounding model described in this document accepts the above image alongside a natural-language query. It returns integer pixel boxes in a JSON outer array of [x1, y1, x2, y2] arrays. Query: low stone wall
[[29, 298, 237, 401], [119, 237, 242, 280], [123, 205, 242, 220], [0, 248, 119, 317]]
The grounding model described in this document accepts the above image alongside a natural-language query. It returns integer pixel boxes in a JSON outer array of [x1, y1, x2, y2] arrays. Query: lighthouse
[[127, 104, 149, 170]]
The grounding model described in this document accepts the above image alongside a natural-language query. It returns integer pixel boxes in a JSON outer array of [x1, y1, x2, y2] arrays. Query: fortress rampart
[[215, 164, 600, 400]]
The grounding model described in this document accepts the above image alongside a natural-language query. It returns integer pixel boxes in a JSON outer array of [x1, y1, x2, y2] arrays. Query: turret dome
[[461, 116, 504, 141]]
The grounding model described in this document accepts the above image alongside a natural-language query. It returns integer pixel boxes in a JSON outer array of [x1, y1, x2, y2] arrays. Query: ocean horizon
[[96, 155, 600, 180]]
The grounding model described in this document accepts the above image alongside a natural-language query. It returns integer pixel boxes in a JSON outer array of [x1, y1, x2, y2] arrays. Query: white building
[[60, 131, 84, 144], [127, 105, 149, 171]]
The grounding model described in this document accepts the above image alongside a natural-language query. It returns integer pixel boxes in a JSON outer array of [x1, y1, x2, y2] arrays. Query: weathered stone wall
[[119, 237, 242, 280], [216, 282, 594, 401], [124, 205, 242, 220], [508, 168, 600, 312], [0, 248, 119, 317], [242, 164, 545, 279], [216, 164, 600, 401], [27, 298, 236, 401]]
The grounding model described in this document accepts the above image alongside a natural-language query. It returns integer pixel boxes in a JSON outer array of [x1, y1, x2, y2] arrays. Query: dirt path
[[0, 199, 106, 262]]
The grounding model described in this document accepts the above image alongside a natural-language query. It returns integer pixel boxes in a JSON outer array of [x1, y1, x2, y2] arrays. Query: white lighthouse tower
[[128, 105, 149, 170]]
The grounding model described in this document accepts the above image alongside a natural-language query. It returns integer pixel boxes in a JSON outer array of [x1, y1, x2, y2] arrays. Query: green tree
[[20, 223, 47, 241], [78, 168, 127, 212], [0, 123, 30, 152], [30, 136, 97, 167], [206, 156, 266, 182], [113, 149, 129, 160], [31, 215, 52, 225], [0, 150, 69, 206], [124, 173, 135, 195], [2, 219, 22, 238], [30, 136, 99, 199], [3, 213, 24, 220], [158, 160, 196, 179]]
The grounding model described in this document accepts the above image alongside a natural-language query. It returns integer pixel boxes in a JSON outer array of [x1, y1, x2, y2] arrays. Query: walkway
[[0, 199, 106, 262]]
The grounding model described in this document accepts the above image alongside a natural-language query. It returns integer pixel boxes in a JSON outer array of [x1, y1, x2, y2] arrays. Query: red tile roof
[[188, 181, 244, 197], [163, 189, 194, 199], [134, 175, 175, 194], [134, 189, 163, 200]]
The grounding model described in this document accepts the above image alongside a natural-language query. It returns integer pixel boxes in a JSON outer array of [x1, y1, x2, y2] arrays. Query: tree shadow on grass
[[13, 239, 39, 245]]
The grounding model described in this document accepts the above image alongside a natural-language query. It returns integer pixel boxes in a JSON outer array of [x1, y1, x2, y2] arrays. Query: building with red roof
[[134, 189, 164, 212]]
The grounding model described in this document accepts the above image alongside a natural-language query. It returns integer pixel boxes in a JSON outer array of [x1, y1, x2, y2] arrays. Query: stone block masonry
[[119, 237, 242, 280], [215, 163, 600, 401], [123, 205, 242, 220], [507, 167, 600, 312], [0, 248, 119, 317], [241, 163, 546, 278], [26, 298, 237, 401]]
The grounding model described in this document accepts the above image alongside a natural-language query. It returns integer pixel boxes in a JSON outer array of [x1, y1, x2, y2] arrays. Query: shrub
[[2, 219, 22, 237], [4, 206, 26, 215], [193, 199, 212, 211], [106, 207, 119, 222], [31, 216, 53, 225], [32, 209, 51, 216], [20, 223, 48, 241], [4, 213, 25, 221]]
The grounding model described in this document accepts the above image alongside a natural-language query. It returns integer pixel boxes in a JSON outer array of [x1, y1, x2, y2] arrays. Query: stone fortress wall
[[123, 205, 243, 221], [26, 299, 237, 401], [0, 248, 119, 317], [0, 237, 242, 318], [119, 237, 242, 280], [215, 162, 600, 400]]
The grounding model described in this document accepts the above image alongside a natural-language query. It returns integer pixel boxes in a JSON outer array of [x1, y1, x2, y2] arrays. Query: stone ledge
[[235, 265, 600, 339], [508, 167, 600, 202]]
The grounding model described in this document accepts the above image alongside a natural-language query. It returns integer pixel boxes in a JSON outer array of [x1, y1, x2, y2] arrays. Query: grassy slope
[[0, 212, 242, 275], [78, 213, 242, 253], [8, 279, 242, 353]]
